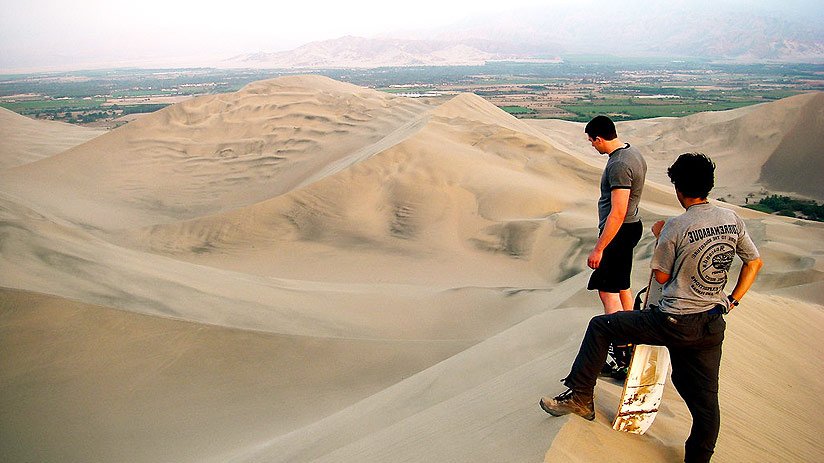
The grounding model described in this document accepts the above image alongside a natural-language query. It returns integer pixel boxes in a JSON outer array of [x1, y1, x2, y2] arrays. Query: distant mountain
[[421, 1, 824, 63], [226, 36, 561, 68], [229, 1, 824, 68]]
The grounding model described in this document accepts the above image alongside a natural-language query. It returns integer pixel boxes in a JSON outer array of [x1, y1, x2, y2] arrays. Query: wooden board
[[612, 344, 670, 434], [612, 279, 670, 435]]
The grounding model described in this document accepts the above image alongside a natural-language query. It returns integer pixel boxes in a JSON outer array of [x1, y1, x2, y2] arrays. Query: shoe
[[600, 360, 617, 376], [609, 365, 628, 382], [539, 389, 595, 421]]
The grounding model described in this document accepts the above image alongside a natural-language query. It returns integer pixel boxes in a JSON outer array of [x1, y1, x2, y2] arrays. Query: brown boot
[[539, 389, 595, 421]]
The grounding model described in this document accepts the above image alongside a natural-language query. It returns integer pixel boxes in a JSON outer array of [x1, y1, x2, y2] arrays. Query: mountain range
[[228, 2, 824, 67]]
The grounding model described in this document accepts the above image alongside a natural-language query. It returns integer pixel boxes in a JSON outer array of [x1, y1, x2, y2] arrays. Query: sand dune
[[528, 92, 824, 203], [1, 76, 823, 463], [0, 106, 105, 169], [0, 76, 433, 229], [111, 92, 599, 287], [758, 92, 824, 198], [625, 92, 824, 201]]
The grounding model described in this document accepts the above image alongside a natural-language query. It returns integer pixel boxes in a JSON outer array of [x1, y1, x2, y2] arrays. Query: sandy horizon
[[1, 75, 822, 463]]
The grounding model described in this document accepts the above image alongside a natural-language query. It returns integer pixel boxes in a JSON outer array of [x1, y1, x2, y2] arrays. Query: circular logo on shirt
[[697, 242, 735, 286]]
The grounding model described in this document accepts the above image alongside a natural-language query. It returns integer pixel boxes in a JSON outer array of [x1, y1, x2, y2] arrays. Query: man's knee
[[587, 312, 623, 339], [589, 313, 611, 330]]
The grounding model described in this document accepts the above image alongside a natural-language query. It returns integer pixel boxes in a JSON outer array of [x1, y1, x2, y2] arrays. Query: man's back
[[653, 203, 760, 314], [597, 144, 647, 230]]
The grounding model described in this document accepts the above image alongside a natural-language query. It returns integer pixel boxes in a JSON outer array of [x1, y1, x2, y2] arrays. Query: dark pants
[[563, 309, 725, 463]]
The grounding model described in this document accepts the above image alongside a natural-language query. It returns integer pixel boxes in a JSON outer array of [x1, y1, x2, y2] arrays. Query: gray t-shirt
[[598, 144, 647, 230], [651, 203, 760, 314]]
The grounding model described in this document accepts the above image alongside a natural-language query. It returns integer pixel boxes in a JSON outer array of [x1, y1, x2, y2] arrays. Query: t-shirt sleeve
[[607, 161, 632, 190], [735, 216, 760, 263], [651, 220, 677, 274]]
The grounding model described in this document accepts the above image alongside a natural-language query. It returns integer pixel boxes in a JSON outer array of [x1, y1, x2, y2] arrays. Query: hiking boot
[[539, 389, 595, 421]]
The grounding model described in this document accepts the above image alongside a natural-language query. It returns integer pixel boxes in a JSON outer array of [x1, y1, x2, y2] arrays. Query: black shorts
[[588, 220, 643, 293]]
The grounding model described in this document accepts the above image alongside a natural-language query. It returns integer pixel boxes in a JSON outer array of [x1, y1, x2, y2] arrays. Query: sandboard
[[612, 277, 671, 435]]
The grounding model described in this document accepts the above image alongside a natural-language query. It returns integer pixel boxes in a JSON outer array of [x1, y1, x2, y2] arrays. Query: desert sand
[[1, 76, 822, 463]]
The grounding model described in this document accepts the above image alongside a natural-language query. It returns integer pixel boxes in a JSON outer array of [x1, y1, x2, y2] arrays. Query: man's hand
[[729, 257, 764, 306], [652, 220, 666, 238], [588, 248, 603, 269]]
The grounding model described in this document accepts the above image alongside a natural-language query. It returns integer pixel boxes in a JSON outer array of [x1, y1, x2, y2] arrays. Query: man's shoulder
[[700, 204, 743, 221], [623, 143, 642, 154], [661, 212, 689, 234], [610, 144, 645, 167], [670, 204, 743, 231]]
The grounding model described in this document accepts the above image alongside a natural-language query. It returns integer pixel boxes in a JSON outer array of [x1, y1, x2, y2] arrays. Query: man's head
[[667, 152, 715, 200], [585, 116, 618, 154]]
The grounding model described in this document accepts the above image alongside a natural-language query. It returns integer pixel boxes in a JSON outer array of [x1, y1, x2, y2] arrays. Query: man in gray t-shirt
[[652, 203, 760, 314], [597, 143, 646, 231], [585, 116, 647, 315], [540, 153, 763, 463]]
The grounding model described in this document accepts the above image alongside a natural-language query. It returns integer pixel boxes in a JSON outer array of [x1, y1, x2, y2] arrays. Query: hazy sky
[[0, 0, 547, 71], [1, 0, 821, 72]]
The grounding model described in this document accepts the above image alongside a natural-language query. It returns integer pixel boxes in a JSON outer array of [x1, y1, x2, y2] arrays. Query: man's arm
[[588, 188, 630, 269], [653, 270, 671, 284], [728, 257, 763, 309], [651, 220, 670, 284]]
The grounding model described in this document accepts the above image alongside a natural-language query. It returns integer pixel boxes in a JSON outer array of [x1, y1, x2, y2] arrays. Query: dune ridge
[[528, 92, 824, 203], [0, 106, 106, 169], [1, 76, 823, 463]]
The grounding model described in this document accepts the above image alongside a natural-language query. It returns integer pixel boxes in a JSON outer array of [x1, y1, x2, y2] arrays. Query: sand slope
[[0, 287, 470, 463], [0, 106, 105, 169], [1, 77, 823, 463]]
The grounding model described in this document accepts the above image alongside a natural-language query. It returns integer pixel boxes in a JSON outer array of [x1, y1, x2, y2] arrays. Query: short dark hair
[[667, 152, 715, 199], [585, 115, 617, 140]]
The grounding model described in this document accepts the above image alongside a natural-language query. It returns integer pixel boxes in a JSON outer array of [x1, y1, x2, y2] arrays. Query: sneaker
[[539, 389, 595, 421], [600, 360, 617, 376], [609, 365, 628, 382]]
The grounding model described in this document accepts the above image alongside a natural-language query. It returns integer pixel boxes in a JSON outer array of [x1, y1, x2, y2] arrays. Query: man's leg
[[598, 290, 624, 314], [619, 289, 633, 311], [592, 222, 641, 314], [563, 310, 666, 394], [541, 310, 668, 419], [679, 388, 720, 463], [669, 342, 723, 463]]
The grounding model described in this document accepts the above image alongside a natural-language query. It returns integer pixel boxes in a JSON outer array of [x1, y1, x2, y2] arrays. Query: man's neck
[[682, 197, 709, 209], [603, 138, 627, 155]]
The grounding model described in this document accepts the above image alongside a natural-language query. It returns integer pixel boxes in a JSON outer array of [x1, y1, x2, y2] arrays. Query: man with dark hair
[[539, 152, 763, 463], [584, 115, 647, 315]]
